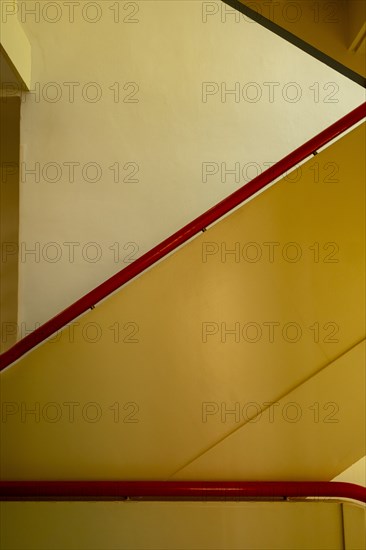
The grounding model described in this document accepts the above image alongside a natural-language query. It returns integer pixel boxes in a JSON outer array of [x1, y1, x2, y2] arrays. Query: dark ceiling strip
[[222, 0, 366, 88]]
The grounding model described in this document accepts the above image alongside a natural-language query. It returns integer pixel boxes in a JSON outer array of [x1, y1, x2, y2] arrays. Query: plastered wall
[[5, 0, 364, 330]]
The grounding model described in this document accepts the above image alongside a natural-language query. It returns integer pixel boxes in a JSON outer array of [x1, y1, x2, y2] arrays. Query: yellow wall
[[343, 503, 366, 550], [238, 0, 366, 78], [0, 500, 355, 550], [1, 123, 364, 482], [347, 0, 366, 53], [0, 97, 20, 352]]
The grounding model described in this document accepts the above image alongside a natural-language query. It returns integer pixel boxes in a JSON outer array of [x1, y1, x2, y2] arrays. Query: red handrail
[[1, 103, 365, 370], [0, 481, 365, 503]]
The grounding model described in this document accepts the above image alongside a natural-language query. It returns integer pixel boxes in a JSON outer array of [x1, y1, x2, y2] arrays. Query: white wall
[[12, 0, 365, 330]]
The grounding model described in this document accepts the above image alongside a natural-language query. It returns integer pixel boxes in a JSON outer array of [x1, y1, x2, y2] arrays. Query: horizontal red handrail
[[0, 481, 365, 503], [1, 103, 365, 370]]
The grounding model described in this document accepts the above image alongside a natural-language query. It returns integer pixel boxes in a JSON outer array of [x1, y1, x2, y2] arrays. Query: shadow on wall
[[0, 96, 20, 352]]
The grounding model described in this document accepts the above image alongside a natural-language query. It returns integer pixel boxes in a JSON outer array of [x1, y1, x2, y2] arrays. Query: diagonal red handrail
[[1, 103, 365, 371], [0, 481, 365, 503]]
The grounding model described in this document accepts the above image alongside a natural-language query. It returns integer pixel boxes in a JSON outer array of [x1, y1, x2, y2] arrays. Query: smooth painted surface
[[333, 457, 366, 487], [172, 340, 365, 480], [0, 123, 364, 481], [0, 97, 20, 352], [0, 0, 31, 89], [0, 501, 348, 550], [239, 0, 366, 77], [347, 0, 366, 53], [0, 49, 24, 92], [343, 502, 366, 550], [15, 0, 365, 329]]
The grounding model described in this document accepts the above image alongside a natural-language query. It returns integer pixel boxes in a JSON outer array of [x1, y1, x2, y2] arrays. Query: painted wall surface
[[0, 98, 20, 352], [347, 0, 366, 53], [239, 0, 366, 76], [0, 51, 24, 91], [0, 124, 364, 481], [0, 0, 31, 89], [0, 501, 349, 550], [333, 456, 366, 487], [11, 0, 365, 330], [342, 503, 366, 550]]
